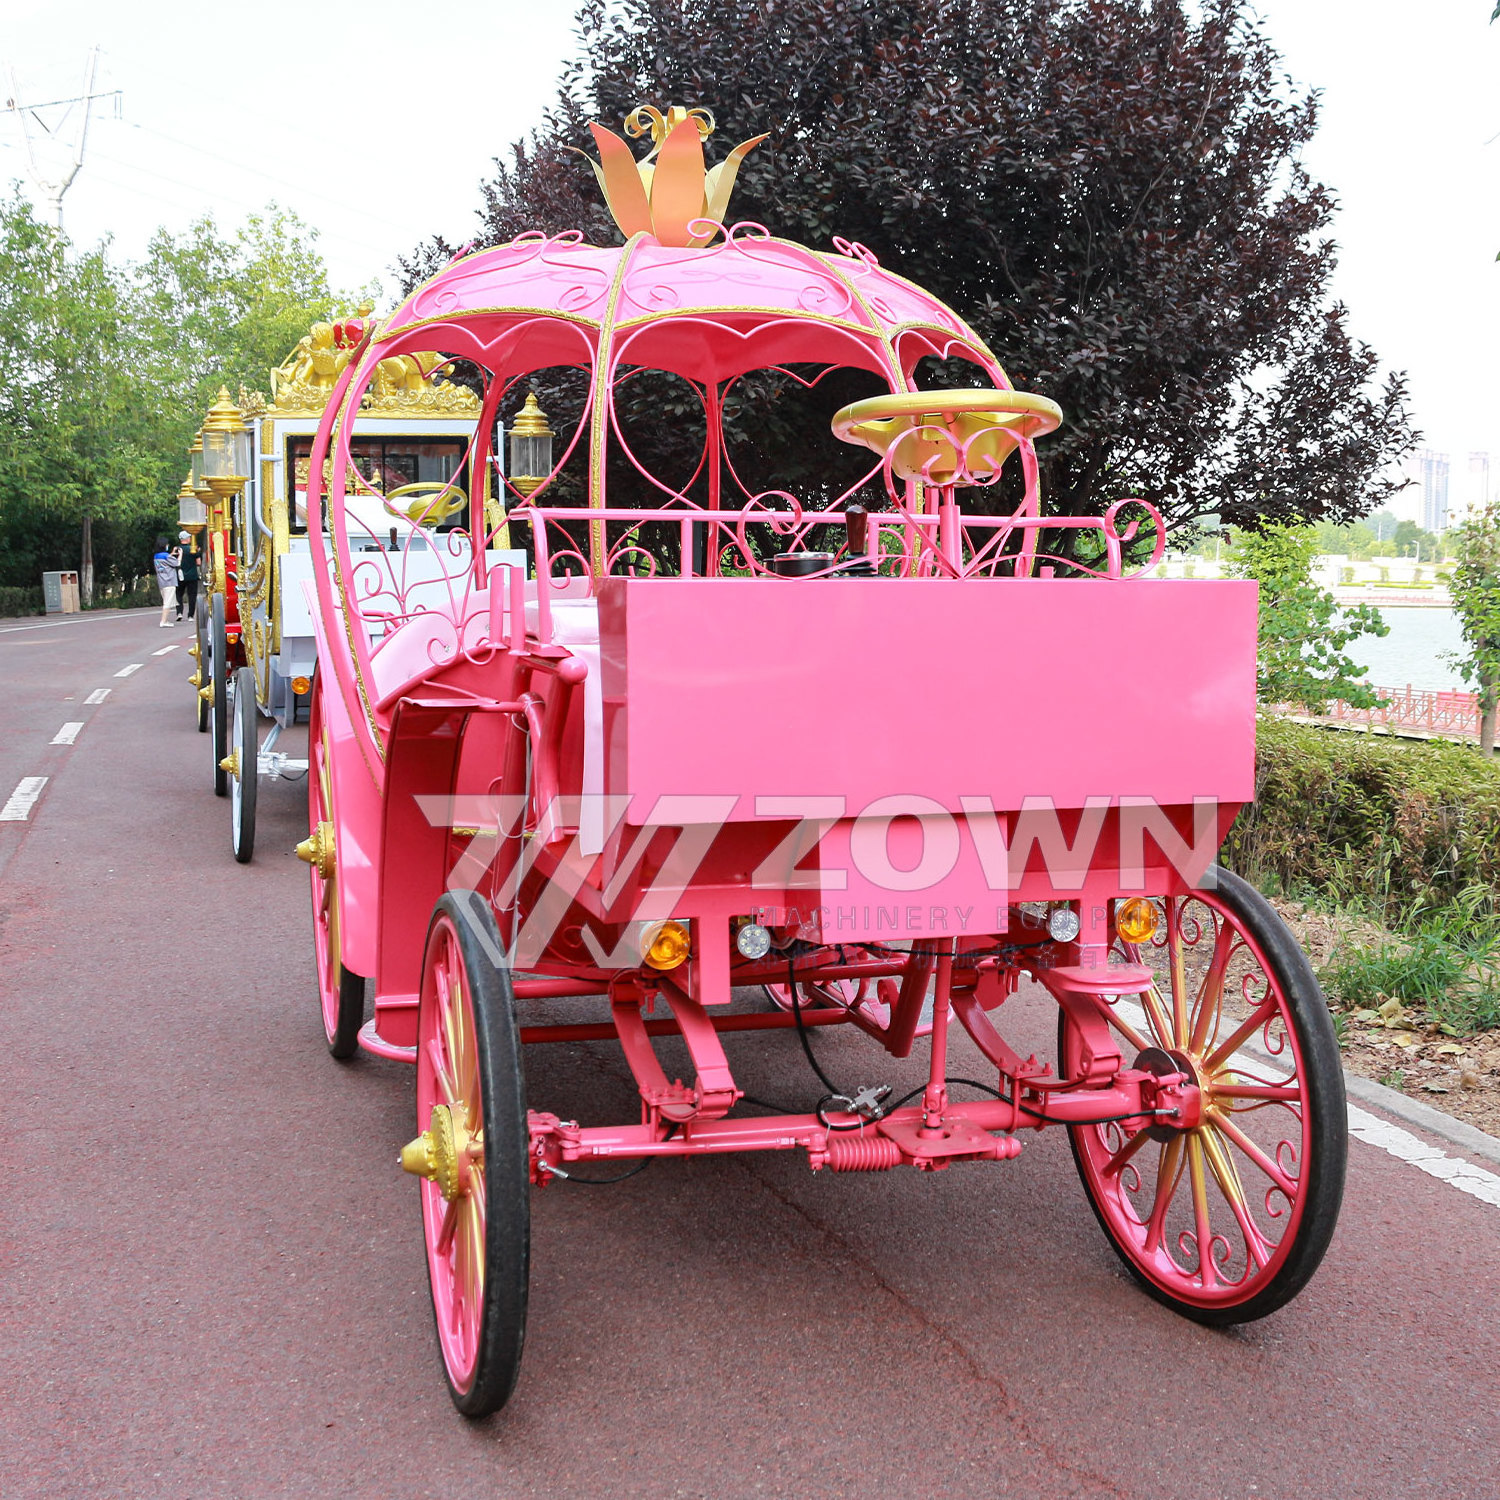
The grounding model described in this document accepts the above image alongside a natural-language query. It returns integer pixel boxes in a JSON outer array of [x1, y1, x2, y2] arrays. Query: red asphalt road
[[1, 607, 1498, 1499]]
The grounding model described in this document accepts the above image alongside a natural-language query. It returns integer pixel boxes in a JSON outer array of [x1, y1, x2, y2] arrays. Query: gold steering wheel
[[831, 388, 1063, 486], [386, 481, 468, 527]]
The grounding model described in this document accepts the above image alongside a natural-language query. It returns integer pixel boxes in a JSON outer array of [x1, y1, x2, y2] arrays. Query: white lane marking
[[151, 644, 178, 657], [84, 688, 110, 705], [1348, 1105, 1500, 1208], [1113, 996, 1500, 1212], [114, 663, 142, 678], [0, 611, 155, 635], [0, 777, 48, 822], [51, 723, 83, 745]]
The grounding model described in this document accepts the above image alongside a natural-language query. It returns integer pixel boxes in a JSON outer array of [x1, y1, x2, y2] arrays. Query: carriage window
[[287, 437, 468, 535]]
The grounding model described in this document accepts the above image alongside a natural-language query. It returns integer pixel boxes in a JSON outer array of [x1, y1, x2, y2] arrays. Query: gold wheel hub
[[295, 821, 336, 880], [400, 1104, 476, 1201]]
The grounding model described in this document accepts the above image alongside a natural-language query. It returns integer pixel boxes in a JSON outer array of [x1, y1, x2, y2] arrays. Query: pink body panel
[[599, 576, 1258, 817]]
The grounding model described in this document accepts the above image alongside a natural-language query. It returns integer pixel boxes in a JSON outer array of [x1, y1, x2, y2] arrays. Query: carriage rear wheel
[[229, 666, 258, 864], [307, 676, 365, 1058], [194, 600, 209, 733], [210, 594, 229, 797], [1062, 867, 1346, 1324], [410, 891, 530, 1418]]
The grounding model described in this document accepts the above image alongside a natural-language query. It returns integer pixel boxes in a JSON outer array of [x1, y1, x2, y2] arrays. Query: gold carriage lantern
[[508, 391, 554, 498], [201, 387, 252, 496], [177, 473, 206, 529], [188, 429, 204, 489]]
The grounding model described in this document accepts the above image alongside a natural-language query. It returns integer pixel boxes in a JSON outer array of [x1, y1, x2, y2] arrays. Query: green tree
[[134, 206, 363, 423], [0, 198, 360, 603], [0, 193, 165, 602], [1230, 523, 1388, 711], [406, 0, 1416, 555], [1447, 502, 1500, 753], [1393, 518, 1441, 560]]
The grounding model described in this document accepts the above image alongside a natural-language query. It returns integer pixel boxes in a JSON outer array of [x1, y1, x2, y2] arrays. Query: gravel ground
[[1272, 897, 1500, 1139]]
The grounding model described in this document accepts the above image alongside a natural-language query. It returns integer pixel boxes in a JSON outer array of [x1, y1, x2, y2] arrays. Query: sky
[[2, 0, 1497, 523]]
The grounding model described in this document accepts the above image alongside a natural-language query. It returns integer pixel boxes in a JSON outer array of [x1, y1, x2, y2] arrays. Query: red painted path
[[2, 609, 1498, 1499]]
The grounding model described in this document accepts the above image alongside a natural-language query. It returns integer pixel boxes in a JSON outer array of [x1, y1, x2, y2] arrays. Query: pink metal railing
[[1310, 684, 1482, 740]]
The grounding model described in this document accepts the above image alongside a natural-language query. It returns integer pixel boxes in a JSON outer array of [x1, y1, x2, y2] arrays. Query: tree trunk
[[80, 514, 94, 607], [1480, 673, 1497, 755]]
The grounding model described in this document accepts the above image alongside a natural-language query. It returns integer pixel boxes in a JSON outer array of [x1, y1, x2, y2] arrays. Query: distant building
[[1403, 449, 1451, 531], [1453, 452, 1492, 527]]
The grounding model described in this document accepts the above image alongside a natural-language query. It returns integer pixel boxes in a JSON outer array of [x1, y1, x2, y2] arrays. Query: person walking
[[175, 530, 199, 622], [152, 536, 180, 627]]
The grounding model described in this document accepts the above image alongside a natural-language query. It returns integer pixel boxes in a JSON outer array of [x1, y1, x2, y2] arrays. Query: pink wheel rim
[[1071, 891, 1313, 1308], [416, 913, 487, 1392]]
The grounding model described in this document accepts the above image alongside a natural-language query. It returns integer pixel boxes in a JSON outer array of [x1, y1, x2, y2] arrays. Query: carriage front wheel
[[406, 891, 530, 1418], [306, 675, 365, 1058], [1063, 867, 1346, 1325]]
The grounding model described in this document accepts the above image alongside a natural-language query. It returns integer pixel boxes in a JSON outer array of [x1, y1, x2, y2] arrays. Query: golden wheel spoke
[[1210, 1110, 1298, 1198], [436, 1197, 459, 1254], [464, 1201, 486, 1301], [1203, 1000, 1276, 1074], [1167, 902, 1191, 1047], [1212, 1081, 1301, 1104], [427, 1038, 460, 1109], [1200, 1124, 1273, 1272], [1186, 1135, 1216, 1288], [450, 1207, 470, 1335], [1188, 917, 1238, 1056], [1143, 1136, 1186, 1254], [1138, 982, 1176, 1052]]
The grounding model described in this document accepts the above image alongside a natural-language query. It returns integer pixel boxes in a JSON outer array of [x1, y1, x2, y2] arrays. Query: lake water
[[1342, 606, 1466, 692]]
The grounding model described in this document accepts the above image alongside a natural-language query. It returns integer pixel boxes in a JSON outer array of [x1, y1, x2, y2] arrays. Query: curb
[[1343, 1069, 1500, 1169]]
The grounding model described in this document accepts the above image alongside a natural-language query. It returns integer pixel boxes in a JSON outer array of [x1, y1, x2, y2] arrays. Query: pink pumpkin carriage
[[301, 107, 1346, 1416]]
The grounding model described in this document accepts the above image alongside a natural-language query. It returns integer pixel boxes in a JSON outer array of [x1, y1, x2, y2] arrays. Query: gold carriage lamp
[[201, 386, 252, 498], [177, 473, 206, 530], [188, 428, 204, 489], [831, 389, 1063, 487], [508, 391, 555, 498]]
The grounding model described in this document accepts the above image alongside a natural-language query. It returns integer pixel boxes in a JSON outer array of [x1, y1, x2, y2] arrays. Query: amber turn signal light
[[641, 919, 691, 971], [1115, 898, 1160, 945]]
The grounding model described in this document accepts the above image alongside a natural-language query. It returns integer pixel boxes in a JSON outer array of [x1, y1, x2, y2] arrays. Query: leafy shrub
[[0, 585, 43, 617], [1224, 717, 1500, 913]]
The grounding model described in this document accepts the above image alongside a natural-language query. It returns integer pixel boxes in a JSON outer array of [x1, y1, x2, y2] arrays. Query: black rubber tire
[[210, 594, 229, 797], [195, 601, 209, 734], [326, 969, 366, 1060], [230, 666, 258, 864], [1062, 866, 1346, 1326], [420, 890, 530, 1419]]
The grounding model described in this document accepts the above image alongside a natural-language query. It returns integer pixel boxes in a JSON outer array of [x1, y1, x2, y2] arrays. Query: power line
[[78, 149, 398, 265], [4, 47, 110, 230], [117, 118, 413, 237]]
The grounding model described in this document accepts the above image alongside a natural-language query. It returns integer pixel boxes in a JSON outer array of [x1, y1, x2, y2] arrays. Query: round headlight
[[735, 921, 772, 960], [1046, 906, 1081, 943]]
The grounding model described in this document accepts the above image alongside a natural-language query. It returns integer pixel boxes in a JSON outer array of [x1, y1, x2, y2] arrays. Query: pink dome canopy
[[371, 228, 1007, 390]]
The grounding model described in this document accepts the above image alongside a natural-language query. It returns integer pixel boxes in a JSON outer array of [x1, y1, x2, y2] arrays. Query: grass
[[1316, 884, 1500, 1036]]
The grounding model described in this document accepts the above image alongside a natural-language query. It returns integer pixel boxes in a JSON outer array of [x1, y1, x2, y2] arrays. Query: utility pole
[[4, 47, 118, 232], [5, 48, 120, 604]]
